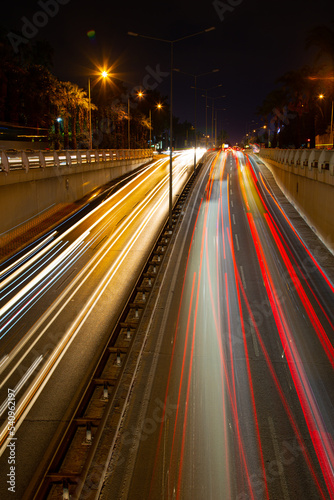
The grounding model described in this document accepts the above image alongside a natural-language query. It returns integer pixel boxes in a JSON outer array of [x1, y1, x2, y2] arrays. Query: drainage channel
[[30, 163, 204, 500]]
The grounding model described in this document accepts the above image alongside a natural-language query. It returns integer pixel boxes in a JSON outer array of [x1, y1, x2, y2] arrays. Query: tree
[[305, 22, 334, 69], [256, 88, 288, 147]]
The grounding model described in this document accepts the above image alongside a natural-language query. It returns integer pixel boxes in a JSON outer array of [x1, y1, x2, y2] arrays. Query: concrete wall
[[0, 157, 151, 235], [259, 149, 334, 254]]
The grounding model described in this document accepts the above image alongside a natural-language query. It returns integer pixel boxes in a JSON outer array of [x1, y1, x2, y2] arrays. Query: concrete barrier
[[309, 149, 322, 169], [258, 148, 334, 254], [318, 149, 334, 174], [300, 149, 310, 168], [0, 148, 152, 173], [0, 150, 153, 236], [294, 149, 302, 166], [288, 149, 297, 165]]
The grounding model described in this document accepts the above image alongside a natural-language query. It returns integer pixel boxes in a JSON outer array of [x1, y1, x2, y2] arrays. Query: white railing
[[259, 148, 334, 175], [0, 149, 153, 173]]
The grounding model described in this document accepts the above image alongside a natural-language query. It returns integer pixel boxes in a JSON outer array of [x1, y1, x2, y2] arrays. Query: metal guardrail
[[0, 149, 153, 173]]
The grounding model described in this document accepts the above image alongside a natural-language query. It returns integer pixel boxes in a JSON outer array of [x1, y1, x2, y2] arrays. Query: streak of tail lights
[[248, 154, 334, 294], [147, 150, 333, 499], [238, 151, 334, 498], [246, 212, 334, 498], [150, 153, 269, 499]]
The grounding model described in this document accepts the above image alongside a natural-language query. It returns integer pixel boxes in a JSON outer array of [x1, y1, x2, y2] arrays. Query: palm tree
[[52, 81, 94, 149], [68, 84, 90, 149]]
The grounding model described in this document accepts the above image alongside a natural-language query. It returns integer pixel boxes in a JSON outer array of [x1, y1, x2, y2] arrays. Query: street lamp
[[137, 91, 163, 148], [307, 75, 334, 148], [88, 70, 109, 149], [128, 27, 215, 227], [149, 103, 163, 150], [215, 108, 226, 148], [174, 68, 219, 170], [318, 93, 334, 148], [135, 90, 162, 149], [204, 94, 226, 148], [197, 84, 222, 148]]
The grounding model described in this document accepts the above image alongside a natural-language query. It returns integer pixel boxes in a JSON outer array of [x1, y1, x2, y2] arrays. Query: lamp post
[[174, 68, 219, 170], [197, 84, 222, 148], [88, 71, 109, 150], [204, 94, 226, 148], [149, 103, 162, 149], [331, 100, 334, 149], [215, 108, 226, 148], [137, 91, 162, 149], [88, 77, 92, 149], [128, 97, 131, 149], [128, 27, 215, 227], [318, 93, 334, 148]]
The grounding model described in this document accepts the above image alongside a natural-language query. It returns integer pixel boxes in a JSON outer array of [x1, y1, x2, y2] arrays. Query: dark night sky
[[4, 0, 334, 144]]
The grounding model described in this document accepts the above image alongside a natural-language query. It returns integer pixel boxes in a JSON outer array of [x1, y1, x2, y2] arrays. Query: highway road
[[0, 149, 205, 499], [101, 150, 334, 500]]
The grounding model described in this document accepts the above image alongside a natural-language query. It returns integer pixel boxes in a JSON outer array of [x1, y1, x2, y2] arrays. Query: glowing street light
[[137, 91, 163, 148], [149, 103, 163, 149], [88, 69, 110, 149], [318, 93, 334, 148]]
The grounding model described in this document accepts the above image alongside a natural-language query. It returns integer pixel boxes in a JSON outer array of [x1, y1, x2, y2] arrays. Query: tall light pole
[[215, 108, 226, 148], [128, 97, 131, 149], [137, 91, 162, 149], [88, 77, 92, 150], [318, 93, 334, 148], [88, 71, 109, 150], [128, 27, 215, 227], [149, 103, 162, 149], [331, 99, 334, 149], [198, 84, 222, 148], [174, 68, 219, 170], [204, 94, 225, 148]]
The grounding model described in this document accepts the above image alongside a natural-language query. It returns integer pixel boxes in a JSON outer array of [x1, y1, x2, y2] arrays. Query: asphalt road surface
[[101, 150, 334, 500]]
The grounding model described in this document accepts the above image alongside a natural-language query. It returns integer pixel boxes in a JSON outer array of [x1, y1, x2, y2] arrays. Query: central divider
[[26, 154, 214, 500]]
